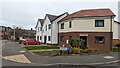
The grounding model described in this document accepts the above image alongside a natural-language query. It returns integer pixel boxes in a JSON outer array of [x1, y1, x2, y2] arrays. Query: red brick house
[[0, 26, 12, 40], [58, 8, 116, 51]]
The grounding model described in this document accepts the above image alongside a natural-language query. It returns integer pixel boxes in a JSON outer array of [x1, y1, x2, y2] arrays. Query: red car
[[23, 39, 40, 45]]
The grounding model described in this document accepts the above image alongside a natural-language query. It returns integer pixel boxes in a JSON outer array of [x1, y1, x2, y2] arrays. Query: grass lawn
[[24, 46, 60, 50], [112, 48, 120, 52]]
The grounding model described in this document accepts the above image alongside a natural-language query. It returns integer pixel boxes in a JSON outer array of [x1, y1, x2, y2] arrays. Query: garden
[[23, 38, 120, 57]]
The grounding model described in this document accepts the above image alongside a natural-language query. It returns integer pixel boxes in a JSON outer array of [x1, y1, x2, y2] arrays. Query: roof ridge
[[46, 14, 58, 17], [80, 8, 110, 11]]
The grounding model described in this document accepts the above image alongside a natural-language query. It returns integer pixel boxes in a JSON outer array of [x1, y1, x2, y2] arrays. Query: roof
[[54, 12, 69, 20], [46, 14, 58, 22], [35, 12, 68, 28], [35, 19, 44, 28], [61, 8, 116, 22], [114, 21, 120, 24], [23, 29, 36, 34], [38, 19, 44, 26]]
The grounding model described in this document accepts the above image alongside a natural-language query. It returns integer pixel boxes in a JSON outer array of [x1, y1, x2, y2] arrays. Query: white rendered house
[[113, 21, 120, 46], [36, 12, 68, 45], [35, 19, 44, 42]]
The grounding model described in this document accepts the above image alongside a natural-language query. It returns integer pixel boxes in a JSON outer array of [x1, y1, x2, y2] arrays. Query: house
[[0, 26, 12, 40], [113, 21, 120, 47], [35, 19, 44, 42], [18, 28, 36, 40], [36, 12, 68, 45], [7, 27, 36, 40], [58, 8, 116, 51]]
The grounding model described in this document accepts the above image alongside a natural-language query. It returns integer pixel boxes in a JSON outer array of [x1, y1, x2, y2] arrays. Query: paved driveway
[[2, 41, 120, 66]]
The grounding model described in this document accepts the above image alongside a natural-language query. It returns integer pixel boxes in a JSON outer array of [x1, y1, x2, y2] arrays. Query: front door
[[44, 36, 47, 44], [80, 36, 87, 48]]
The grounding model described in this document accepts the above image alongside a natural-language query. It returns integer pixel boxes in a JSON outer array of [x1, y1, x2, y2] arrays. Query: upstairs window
[[38, 27, 39, 32], [40, 27, 42, 31], [95, 20, 104, 27], [46, 25, 47, 31], [61, 23, 64, 29], [69, 21, 72, 28], [95, 36, 105, 44], [48, 24, 51, 29]]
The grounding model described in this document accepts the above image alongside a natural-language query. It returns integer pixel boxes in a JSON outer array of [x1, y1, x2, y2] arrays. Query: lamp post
[[13, 25, 15, 41]]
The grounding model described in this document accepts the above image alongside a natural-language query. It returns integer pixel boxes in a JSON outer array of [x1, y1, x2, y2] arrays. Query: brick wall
[[58, 32, 112, 51]]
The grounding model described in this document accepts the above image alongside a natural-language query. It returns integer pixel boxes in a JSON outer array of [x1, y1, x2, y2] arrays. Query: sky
[[0, 0, 119, 30]]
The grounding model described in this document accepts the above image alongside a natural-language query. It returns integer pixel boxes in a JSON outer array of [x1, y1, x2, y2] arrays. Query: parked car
[[116, 43, 120, 48], [23, 39, 40, 45]]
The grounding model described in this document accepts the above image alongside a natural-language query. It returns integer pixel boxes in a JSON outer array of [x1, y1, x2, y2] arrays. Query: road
[[1, 41, 120, 68]]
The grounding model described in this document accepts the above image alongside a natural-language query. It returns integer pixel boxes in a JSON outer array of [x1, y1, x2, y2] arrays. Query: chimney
[[31, 28, 33, 30]]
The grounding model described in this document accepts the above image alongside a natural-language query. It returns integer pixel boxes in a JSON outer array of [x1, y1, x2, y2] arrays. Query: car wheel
[[37, 43, 40, 45]]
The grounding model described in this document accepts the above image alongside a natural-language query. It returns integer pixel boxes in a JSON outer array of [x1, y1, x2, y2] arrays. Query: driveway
[[1, 41, 120, 66]]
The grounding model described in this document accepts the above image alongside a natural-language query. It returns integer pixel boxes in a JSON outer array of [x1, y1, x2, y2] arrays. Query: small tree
[[68, 38, 75, 48], [74, 38, 81, 48], [80, 39, 87, 49], [69, 38, 87, 49]]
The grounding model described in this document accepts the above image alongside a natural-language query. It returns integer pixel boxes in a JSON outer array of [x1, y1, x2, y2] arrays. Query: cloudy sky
[[0, 0, 119, 30]]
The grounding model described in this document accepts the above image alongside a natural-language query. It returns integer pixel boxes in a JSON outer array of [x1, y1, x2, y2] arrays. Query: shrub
[[70, 48, 81, 54], [116, 43, 120, 48], [68, 38, 88, 50], [68, 38, 75, 48], [19, 40, 23, 44], [81, 48, 92, 53]]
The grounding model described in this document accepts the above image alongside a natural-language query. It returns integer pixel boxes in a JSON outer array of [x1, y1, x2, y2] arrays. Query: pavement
[[2, 54, 31, 63], [1, 40, 120, 67]]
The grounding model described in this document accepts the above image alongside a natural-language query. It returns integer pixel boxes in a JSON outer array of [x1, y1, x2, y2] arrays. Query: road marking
[[103, 56, 114, 59], [2, 54, 31, 63], [20, 50, 26, 53]]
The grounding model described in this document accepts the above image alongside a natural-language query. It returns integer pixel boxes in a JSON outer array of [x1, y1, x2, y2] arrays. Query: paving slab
[[2, 54, 31, 63]]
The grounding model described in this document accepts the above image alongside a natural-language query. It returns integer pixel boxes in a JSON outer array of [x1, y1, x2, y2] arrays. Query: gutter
[[110, 16, 113, 51]]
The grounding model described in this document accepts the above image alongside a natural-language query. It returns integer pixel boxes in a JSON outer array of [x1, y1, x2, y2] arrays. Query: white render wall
[[118, 24, 120, 40], [52, 13, 68, 44], [118, 1, 120, 40], [36, 21, 42, 42], [59, 17, 114, 33], [113, 22, 118, 39], [42, 16, 51, 44]]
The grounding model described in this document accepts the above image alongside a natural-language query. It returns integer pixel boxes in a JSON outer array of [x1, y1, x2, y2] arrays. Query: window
[[95, 20, 104, 27], [46, 25, 47, 31], [40, 36, 42, 40], [69, 21, 72, 28], [69, 36, 72, 40], [48, 36, 51, 41], [48, 24, 51, 29], [38, 27, 39, 32], [61, 23, 64, 29], [40, 27, 42, 31], [60, 36, 64, 42], [39, 27, 41, 31], [37, 36, 39, 41], [95, 36, 105, 44]]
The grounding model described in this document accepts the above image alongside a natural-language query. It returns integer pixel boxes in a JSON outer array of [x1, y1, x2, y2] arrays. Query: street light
[[13, 25, 16, 41]]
